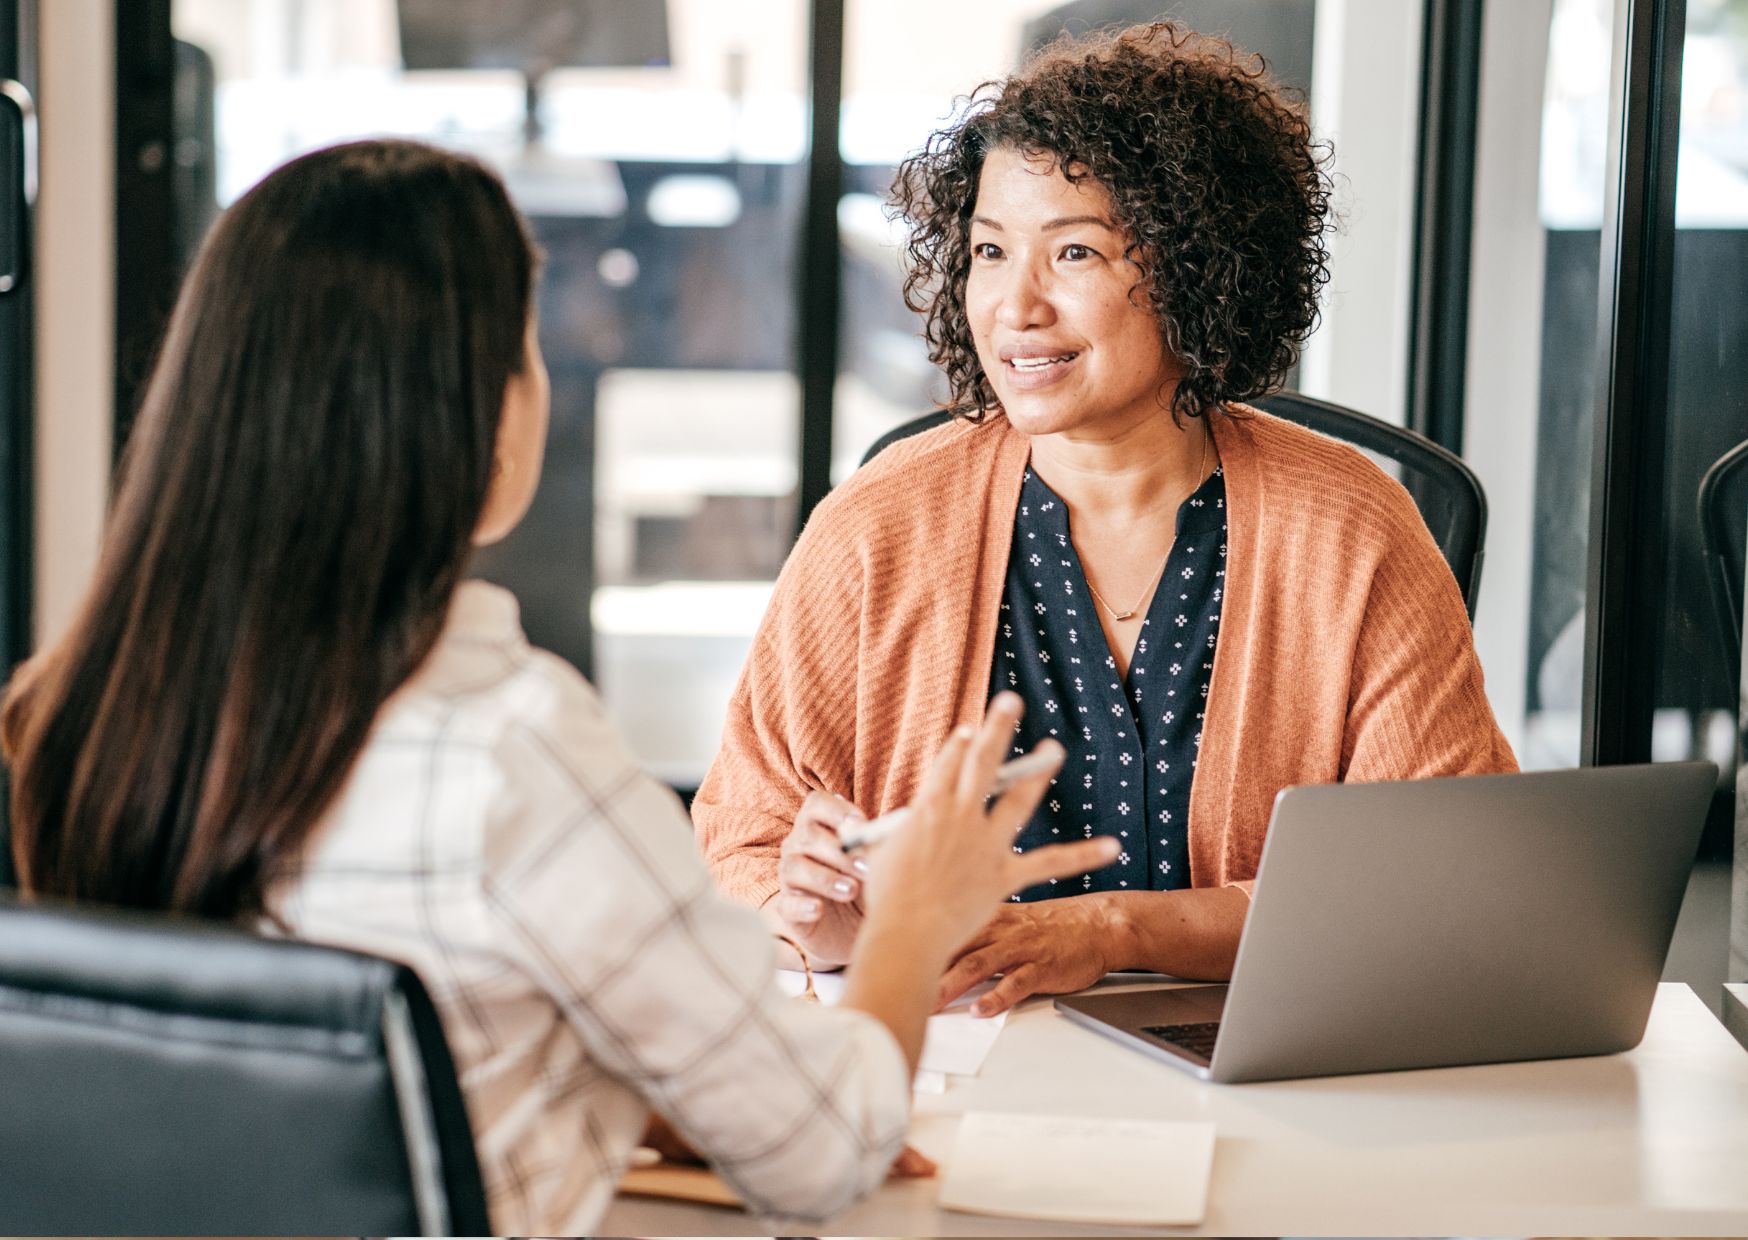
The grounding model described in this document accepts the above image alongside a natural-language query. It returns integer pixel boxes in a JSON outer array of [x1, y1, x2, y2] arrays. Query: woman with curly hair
[[695, 23, 1515, 1016]]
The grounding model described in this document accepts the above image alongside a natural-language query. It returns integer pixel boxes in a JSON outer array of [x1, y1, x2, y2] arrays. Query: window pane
[[1664, 0, 1748, 985], [170, 0, 806, 785], [1464, 0, 1615, 770], [1661, 0, 1748, 772], [834, 0, 1056, 478]]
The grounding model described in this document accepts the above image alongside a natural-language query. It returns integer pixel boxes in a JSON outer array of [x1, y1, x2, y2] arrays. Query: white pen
[[835, 748, 1063, 853]]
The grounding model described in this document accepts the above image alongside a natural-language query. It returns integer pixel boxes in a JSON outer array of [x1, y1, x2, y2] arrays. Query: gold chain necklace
[[1084, 425, 1211, 623]]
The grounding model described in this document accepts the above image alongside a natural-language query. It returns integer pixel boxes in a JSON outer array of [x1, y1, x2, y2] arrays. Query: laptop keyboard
[[1141, 1021, 1221, 1059]]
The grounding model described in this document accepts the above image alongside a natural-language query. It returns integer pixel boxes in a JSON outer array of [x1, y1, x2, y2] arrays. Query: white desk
[[602, 980, 1748, 1235]]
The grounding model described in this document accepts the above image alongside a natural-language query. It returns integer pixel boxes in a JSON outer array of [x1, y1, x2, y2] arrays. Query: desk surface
[[601, 980, 1748, 1236]]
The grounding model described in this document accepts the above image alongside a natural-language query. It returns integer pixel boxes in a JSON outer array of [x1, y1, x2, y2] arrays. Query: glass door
[[149, 0, 809, 788], [1657, 0, 1748, 992]]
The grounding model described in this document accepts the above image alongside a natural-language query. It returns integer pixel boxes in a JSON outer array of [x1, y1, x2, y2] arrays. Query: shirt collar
[[1019, 463, 1227, 539], [446, 578, 525, 644]]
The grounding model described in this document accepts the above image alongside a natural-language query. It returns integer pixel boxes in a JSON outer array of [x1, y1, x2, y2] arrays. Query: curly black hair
[[892, 21, 1334, 424]]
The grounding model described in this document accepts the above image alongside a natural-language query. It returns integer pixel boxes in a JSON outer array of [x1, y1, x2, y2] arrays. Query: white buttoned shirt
[[272, 581, 908, 1234]]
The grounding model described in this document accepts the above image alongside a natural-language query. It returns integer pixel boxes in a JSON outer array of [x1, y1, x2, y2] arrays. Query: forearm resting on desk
[[1109, 886, 1249, 980], [937, 885, 1251, 1014]]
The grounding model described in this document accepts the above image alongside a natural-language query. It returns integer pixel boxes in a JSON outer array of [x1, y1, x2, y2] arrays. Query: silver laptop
[[1055, 763, 1716, 1083]]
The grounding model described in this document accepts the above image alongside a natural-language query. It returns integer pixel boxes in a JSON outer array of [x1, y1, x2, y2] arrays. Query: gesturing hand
[[936, 894, 1125, 1017], [858, 694, 1120, 957]]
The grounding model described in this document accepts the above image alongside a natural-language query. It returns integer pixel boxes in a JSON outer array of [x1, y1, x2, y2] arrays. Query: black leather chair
[[1698, 436, 1748, 675], [860, 391, 1489, 617], [0, 896, 489, 1235]]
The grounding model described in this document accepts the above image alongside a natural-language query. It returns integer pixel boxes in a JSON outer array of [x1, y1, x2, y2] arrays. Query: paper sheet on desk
[[918, 986, 1008, 1075], [940, 1112, 1216, 1226], [775, 969, 1008, 1079]]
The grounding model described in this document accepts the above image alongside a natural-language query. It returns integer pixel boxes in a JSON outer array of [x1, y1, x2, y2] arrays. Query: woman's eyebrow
[[969, 214, 1118, 232], [1042, 214, 1118, 232]]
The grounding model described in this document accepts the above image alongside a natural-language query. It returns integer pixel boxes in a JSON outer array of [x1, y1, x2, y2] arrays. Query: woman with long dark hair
[[1, 139, 1113, 1233]]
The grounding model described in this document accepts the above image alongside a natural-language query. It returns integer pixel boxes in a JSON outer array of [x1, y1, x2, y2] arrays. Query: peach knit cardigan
[[694, 407, 1517, 907]]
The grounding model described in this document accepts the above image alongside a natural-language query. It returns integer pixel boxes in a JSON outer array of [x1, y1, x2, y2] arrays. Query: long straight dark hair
[[3, 139, 537, 918]]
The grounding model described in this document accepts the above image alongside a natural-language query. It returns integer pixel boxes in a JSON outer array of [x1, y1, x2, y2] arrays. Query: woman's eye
[[973, 242, 1003, 260], [1061, 243, 1095, 261]]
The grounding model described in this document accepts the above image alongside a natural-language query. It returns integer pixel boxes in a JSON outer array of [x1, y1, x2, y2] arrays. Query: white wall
[[32, 0, 113, 647], [1463, 0, 1555, 761], [1298, 0, 1424, 426]]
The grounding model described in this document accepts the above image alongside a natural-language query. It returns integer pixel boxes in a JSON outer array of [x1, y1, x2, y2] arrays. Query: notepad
[[939, 1112, 1216, 1226], [618, 1159, 742, 1207]]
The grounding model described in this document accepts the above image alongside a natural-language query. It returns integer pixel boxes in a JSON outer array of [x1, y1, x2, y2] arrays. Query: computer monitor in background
[[397, 0, 671, 144], [397, 0, 671, 73]]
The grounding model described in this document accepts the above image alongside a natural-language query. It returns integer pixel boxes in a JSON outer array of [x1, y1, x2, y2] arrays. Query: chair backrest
[[0, 896, 489, 1236], [859, 392, 1489, 617], [1698, 437, 1748, 677], [1253, 392, 1486, 616]]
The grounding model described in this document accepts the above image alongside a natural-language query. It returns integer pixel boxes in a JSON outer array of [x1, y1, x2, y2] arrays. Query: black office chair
[[0, 896, 489, 1235], [1698, 437, 1748, 676], [859, 391, 1488, 617]]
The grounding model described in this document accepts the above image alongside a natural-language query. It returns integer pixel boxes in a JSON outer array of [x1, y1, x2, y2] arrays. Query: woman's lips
[[1001, 350, 1081, 391]]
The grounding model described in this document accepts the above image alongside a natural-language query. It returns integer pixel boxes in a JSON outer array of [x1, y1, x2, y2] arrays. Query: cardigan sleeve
[[1339, 498, 1518, 785], [692, 507, 867, 909]]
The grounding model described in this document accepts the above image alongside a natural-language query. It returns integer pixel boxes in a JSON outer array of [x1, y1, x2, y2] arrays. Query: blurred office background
[[3, 1, 1745, 986]]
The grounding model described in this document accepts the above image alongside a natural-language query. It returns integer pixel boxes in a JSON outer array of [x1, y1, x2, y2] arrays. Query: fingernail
[[851, 857, 869, 875], [832, 878, 854, 897], [955, 725, 974, 739], [972, 1001, 993, 1017], [802, 899, 821, 917]]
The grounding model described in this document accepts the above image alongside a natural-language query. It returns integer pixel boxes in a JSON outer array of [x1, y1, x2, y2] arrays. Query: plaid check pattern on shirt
[[272, 581, 910, 1235]]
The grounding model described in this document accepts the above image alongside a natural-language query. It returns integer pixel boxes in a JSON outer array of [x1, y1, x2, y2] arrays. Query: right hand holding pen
[[773, 790, 870, 968]]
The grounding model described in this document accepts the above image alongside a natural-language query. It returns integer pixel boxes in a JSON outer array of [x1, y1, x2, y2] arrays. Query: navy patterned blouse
[[989, 463, 1228, 902]]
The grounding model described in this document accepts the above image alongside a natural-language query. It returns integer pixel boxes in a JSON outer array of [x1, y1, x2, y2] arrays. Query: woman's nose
[[994, 262, 1055, 331]]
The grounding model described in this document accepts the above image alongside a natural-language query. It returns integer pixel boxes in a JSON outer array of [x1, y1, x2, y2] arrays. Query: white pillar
[[1298, 0, 1424, 427], [1462, 0, 1555, 761], [34, 0, 114, 647]]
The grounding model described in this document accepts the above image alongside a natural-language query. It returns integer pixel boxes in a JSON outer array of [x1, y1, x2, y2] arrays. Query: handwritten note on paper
[[939, 1112, 1217, 1226]]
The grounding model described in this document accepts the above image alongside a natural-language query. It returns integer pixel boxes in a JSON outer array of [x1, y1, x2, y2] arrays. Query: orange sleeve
[[692, 509, 867, 909], [1340, 495, 1518, 784]]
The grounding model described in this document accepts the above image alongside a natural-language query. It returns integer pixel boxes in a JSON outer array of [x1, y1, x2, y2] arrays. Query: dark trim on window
[[1581, 0, 1686, 766], [113, 0, 176, 459], [0, 0, 35, 672], [1404, 0, 1483, 455], [794, 0, 844, 532]]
